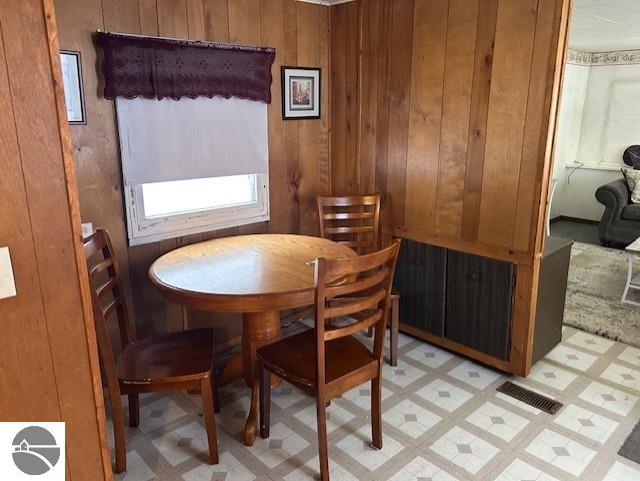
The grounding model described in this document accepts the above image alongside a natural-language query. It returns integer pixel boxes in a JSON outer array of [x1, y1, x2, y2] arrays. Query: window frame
[[124, 173, 270, 246]]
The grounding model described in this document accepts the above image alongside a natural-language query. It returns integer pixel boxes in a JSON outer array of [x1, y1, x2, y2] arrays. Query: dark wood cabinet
[[394, 240, 447, 336], [444, 251, 514, 360], [394, 239, 515, 362]]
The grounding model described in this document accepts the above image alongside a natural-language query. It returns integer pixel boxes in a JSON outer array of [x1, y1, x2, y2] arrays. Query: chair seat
[[257, 329, 376, 391], [118, 328, 214, 384]]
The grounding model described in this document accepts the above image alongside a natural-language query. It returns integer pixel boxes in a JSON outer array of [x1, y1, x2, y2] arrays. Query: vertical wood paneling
[[330, 4, 347, 193], [203, 0, 229, 41], [405, 0, 448, 235], [228, 0, 260, 45], [261, 0, 287, 233], [187, 0, 205, 39], [477, 0, 538, 247], [461, 0, 498, 240], [296, 2, 320, 234], [139, 0, 159, 35], [0, 0, 110, 477], [434, 0, 479, 238], [319, 3, 331, 198], [157, 0, 189, 38], [513, 0, 563, 251], [356, 0, 381, 194], [336, 0, 564, 258], [283, 0, 300, 232], [103, 0, 141, 32], [384, 0, 414, 237], [373, 0, 392, 221]]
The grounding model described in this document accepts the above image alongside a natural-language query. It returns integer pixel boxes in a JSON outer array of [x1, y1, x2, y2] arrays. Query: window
[[125, 174, 269, 245], [116, 96, 270, 245]]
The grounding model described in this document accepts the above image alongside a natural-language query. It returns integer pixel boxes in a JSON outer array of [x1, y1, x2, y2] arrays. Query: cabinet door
[[393, 239, 446, 336], [445, 250, 514, 360]]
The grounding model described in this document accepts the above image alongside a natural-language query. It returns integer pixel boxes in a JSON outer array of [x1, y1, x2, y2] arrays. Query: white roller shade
[[116, 96, 268, 185]]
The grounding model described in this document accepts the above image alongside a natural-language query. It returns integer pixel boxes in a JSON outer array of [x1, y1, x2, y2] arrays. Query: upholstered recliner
[[595, 178, 640, 246]]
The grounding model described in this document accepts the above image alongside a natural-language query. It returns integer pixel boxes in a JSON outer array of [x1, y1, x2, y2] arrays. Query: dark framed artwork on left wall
[[60, 50, 86, 124]]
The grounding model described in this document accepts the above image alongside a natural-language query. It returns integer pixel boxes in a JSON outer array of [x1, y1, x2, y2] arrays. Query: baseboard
[[550, 215, 599, 226]]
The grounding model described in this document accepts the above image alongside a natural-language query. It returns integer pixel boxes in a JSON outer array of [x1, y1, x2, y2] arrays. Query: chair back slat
[[83, 229, 133, 349], [324, 288, 385, 320], [317, 194, 381, 255], [325, 267, 389, 298], [313, 240, 401, 378], [324, 309, 383, 341]]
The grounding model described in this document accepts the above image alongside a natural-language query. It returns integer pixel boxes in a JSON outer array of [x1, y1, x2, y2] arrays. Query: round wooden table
[[148, 234, 355, 445]]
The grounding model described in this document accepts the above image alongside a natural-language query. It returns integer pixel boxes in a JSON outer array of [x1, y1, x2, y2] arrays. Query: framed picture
[[60, 50, 86, 124], [281, 66, 321, 120]]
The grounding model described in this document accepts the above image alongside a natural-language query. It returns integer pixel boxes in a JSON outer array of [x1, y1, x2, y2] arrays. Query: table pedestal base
[[241, 311, 282, 446]]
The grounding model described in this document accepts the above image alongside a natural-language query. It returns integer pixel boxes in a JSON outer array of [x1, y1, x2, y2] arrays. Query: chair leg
[[259, 362, 271, 439], [389, 295, 399, 367], [128, 394, 139, 427], [366, 326, 374, 338], [213, 375, 221, 414], [200, 376, 219, 465], [110, 388, 127, 473], [371, 376, 382, 450], [316, 394, 330, 481]]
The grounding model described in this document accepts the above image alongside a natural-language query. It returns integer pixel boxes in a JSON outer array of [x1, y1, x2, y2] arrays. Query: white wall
[[551, 54, 640, 221], [577, 63, 640, 166]]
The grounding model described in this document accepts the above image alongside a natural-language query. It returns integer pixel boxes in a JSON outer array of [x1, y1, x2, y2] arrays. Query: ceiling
[[570, 0, 640, 51]]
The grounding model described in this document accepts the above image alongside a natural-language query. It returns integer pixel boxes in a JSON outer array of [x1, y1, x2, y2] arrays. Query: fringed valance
[[95, 32, 275, 103]]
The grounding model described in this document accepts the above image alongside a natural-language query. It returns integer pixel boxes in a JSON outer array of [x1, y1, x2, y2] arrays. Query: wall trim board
[[568, 48, 640, 66], [395, 227, 534, 266], [42, 1, 113, 478]]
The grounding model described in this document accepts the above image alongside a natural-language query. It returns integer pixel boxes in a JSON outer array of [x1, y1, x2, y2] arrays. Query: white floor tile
[[579, 381, 639, 416], [553, 404, 619, 443], [602, 461, 640, 481], [465, 402, 529, 441], [493, 458, 559, 481], [545, 344, 598, 372], [415, 379, 473, 412], [430, 427, 499, 475], [383, 399, 442, 438], [566, 330, 615, 354], [447, 361, 503, 390], [525, 429, 596, 477], [388, 456, 459, 481]]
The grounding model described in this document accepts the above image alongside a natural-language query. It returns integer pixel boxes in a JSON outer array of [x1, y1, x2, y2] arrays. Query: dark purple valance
[[95, 32, 275, 103]]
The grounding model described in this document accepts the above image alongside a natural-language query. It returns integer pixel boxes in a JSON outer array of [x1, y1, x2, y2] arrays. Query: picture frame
[[281, 66, 321, 120], [60, 50, 86, 124]]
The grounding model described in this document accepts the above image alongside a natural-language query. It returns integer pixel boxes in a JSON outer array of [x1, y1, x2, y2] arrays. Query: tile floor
[[107, 326, 640, 481]]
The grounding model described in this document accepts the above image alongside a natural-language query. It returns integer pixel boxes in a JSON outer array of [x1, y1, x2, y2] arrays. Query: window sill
[[128, 213, 270, 246]]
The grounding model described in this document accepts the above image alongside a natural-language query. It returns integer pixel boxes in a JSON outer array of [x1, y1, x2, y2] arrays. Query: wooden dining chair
[[317, 194, 401, 365], [83, 229, 219, 473], [255, 240, 401, 481]]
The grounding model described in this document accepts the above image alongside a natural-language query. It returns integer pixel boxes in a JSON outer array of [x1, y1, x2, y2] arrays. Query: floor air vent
[[496, 381, 563, 415]]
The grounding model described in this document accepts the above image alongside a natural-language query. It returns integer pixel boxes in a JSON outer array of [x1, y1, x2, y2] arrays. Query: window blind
[[116, 96, 269, 185]]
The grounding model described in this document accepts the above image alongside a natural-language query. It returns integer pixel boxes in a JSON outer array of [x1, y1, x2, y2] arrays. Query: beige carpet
[[564, 243, 640, 347]]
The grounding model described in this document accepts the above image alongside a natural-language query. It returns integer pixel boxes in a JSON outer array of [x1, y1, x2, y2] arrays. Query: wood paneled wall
[[331, 0, 570, 375], [331, 0, 566, 260], [0, 1, 110, 479], [54, 0, 331, 338]]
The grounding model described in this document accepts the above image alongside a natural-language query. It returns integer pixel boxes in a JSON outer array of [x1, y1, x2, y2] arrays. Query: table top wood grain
[[149, 234, 356, 312]]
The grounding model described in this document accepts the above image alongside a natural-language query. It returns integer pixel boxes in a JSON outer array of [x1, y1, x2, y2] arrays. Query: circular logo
[[11, 426, 61, 475]]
